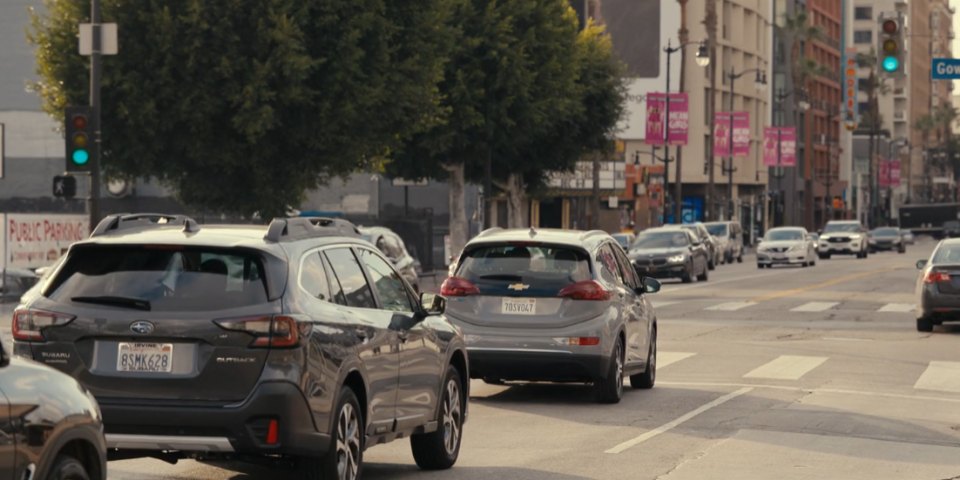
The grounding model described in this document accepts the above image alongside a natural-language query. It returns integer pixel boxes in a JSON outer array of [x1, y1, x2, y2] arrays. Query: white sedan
[[756, 227, 819, 268]]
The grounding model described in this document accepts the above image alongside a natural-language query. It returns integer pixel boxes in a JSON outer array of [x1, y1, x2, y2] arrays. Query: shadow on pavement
[[362, 464, 591, 480]]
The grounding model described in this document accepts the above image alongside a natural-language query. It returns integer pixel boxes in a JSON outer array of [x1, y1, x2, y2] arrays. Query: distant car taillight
[[558, 280, 611, 301], [214, 315, 307, 348], [440, 276, 480, 297], [12, 308, 75, 341], [925, 271, 952, 284]]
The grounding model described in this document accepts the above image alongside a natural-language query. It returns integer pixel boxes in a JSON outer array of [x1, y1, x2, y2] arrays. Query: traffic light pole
[[89, 0, 102, 230]]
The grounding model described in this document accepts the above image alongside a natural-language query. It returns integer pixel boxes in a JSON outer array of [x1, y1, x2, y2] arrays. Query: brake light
[[214, 315, 305, 348], [12, 308, 75, 342], [567, 337, 600, 346], [925, 271, 951, 284], [558, 280, 611, 301], [440, 276, 480, 297], [266, 419, 279, 445]]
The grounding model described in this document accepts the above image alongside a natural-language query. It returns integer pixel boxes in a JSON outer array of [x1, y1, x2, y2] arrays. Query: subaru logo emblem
[[130, 321, 155, 335]]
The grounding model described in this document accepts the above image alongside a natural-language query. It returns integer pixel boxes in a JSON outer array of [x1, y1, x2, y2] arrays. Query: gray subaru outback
[[12, 213, 468, 480], [442, 228, 660, 403]]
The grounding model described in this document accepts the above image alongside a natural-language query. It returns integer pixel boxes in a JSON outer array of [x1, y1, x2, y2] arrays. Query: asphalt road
[[8, 237, 960, 479]]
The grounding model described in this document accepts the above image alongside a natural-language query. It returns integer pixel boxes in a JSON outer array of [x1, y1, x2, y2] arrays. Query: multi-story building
[[604, 0, 773, 232]]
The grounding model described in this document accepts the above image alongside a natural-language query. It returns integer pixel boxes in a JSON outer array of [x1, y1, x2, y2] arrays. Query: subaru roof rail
[[90, 213, 200, 237], [580, 229, 608, 241], [264, 217, 361, 243], [475, 227, 504, 239]]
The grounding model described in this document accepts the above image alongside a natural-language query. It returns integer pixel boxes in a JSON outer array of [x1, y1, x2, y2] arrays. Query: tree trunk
[[504, 173, 526, 228], [446, 162, 468, 263]]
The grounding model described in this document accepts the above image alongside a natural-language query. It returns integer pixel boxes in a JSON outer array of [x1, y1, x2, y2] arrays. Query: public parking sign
[[932, 58, 960, 79]]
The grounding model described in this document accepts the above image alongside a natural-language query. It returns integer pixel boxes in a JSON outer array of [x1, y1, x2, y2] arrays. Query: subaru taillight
[[214, 315, 306, 348], [440, 276, 480, 297], [12, 308, 75, 341], [558, 280, 611, 301], [925, 271, 951, 284]]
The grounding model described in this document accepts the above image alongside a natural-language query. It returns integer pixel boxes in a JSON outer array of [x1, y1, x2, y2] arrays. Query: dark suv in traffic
[[13, 214, 468, 480]]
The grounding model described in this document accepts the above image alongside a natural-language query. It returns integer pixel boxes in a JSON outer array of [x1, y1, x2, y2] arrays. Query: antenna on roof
[[529, 226, 537, 237]]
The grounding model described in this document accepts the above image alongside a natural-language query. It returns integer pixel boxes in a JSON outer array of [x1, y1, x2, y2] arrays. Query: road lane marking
[[822, 337, 873, 342], [742, 355, 828, 380], [658, 352, 696, 369], [705, 301, 756, 311], [878, 303, 915, 313], [605, 387, 753, 454], [790, 302, 838, 312], [659, 381, 960, 404], [660, 271, 783, 293], [914, 362, 960, 393], [747, 267, 900, 303]]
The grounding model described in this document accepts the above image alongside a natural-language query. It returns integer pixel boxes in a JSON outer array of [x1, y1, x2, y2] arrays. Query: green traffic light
[[882, 56, 899, 72], [72, 149, 90, 165]]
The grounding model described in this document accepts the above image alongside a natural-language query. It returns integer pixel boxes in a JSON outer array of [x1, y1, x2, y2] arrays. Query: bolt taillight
[[925, 271, 951, 284], [440, 276, 480, 297], [214, 315, 306, 348], [558, 280, 611, 301], [12, 308, 75, 342]]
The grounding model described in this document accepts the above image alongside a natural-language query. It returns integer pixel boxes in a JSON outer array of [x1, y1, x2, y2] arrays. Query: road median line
[[747, 267, 900, 304], [604, 387, 753, 454]]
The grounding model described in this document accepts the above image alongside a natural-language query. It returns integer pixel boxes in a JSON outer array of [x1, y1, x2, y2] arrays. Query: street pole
[[675, 4, 689, 225], [705, 0, 718, 220], [664, 40, 673, 221], [89, 0, 102, 229], [727, 68, 736, 221], [776, 127, 782, 227]]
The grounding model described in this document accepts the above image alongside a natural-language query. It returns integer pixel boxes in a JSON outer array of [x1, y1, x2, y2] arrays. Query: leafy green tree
[[389, 0, 624, 251], [29, 0, 454, 217]]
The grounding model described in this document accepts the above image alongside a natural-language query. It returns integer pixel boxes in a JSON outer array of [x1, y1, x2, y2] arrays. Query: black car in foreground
[[916, 239, 960, 332], [628, 227, 709, 283], [0, 335, 106, 480], [13, 213, 468, 480]]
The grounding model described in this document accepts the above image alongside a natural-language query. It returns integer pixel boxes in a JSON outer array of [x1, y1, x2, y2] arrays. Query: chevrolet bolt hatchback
[[442, 228, 660, 404], [13, 213, 469, 480]]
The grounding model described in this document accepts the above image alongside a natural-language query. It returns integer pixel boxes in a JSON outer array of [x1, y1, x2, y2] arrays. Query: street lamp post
[[662, 39, 710, 223], [724, 66, 766, 221]]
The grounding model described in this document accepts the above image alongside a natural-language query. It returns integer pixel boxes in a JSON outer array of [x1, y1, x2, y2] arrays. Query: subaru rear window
[[46, 245, 269, 311], [455, 244, 592, 297]]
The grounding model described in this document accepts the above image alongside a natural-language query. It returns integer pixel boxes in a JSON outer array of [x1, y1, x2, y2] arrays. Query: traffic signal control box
[[65, 106, 96, 173]]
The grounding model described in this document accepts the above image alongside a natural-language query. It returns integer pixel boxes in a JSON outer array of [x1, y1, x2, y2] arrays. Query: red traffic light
[[71, 114, 88, 130], [882, 19, 898, 35]]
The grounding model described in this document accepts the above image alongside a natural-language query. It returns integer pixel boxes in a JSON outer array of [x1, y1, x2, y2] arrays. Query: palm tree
[[781, 10, 823, 93]]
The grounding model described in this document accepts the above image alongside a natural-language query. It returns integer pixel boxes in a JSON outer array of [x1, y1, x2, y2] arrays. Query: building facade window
[[853, 30, 872, 44], [854, 7, 872, 20]]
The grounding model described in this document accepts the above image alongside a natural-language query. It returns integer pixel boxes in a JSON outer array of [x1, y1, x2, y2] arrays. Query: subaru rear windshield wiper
[[71, 296, 152, 311]]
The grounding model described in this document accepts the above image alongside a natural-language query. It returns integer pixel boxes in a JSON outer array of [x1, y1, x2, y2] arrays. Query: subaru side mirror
[[642, 277, 661, 294], [420, 292, 445, 316]]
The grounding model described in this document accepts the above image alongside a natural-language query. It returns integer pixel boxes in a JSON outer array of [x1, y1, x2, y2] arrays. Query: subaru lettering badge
[[507, 283, 530, 292], [130, 321, 155, 335]]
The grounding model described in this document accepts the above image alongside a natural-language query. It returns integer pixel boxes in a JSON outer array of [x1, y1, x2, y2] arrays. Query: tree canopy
[[29, 0, 455, 217]]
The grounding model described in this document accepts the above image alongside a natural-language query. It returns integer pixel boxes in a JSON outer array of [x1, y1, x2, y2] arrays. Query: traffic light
[[65, 106, 96, 172], [877, 16, 904, 76]]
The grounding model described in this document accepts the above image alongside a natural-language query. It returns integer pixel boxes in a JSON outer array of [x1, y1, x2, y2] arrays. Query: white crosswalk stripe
[[651, 300, 680, 309], [705, 301, 757, 311], [914, 362, 960, 393], [743, 355, 828, 380], [657, 352, 696, 369], [877, 303, 915, 313], [790, 302, 838, 312]]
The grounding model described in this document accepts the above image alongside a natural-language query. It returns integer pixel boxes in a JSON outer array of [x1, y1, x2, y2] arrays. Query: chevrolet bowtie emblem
[[508, 283, 530, 291]]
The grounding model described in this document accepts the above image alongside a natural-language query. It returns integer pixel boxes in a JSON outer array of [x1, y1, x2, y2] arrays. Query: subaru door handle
[[397, 331, 409, 342], [354, 328, 368, 341]]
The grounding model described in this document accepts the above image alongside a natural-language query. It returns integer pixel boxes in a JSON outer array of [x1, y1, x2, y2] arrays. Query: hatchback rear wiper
[[478, 274, 523, 281], [71, 296, 151, 311]]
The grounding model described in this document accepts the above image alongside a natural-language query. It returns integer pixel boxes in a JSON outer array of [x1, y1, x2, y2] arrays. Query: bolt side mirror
[[916, 259, 928, 270], [420, 292, 446, 316], [0, 335, 8, 368]]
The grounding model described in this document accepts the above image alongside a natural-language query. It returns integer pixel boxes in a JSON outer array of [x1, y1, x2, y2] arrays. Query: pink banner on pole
[[879, 159, 901, 187], [713, 112, 731, 156], [732, 112, 750, 157], [645, 93, 666, 146], [763, 128, 778, 167], [667, 93, 689, 146], [780, 127, 796, 167], [763, 127, 797, 167]]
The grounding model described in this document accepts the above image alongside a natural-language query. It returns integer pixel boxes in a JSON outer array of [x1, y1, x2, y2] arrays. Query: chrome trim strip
[[466, 347, 574, 354], [105, 434, 234, 452]]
